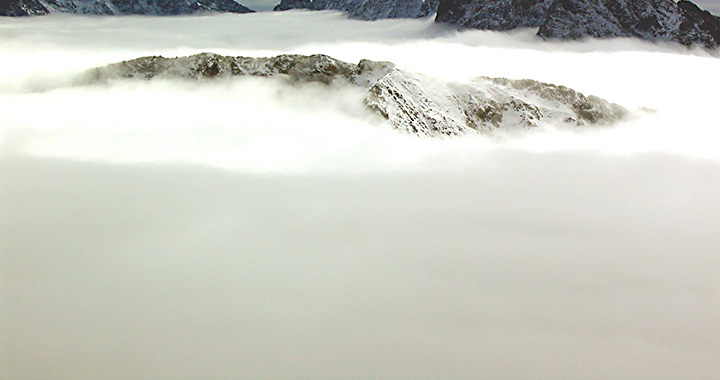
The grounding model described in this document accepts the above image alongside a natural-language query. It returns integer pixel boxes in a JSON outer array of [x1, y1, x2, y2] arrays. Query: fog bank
[[1, 11, 719, 380], [3, 154, 719, 380]]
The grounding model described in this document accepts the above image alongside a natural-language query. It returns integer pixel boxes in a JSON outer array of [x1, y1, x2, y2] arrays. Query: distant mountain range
[[436, 0, 720, 49], [3, 0, 718, 49], [274, 0, 439, 20], [0, 0, 252, 16], [81, 53, 627, 137], [274, 0, 720, 49]]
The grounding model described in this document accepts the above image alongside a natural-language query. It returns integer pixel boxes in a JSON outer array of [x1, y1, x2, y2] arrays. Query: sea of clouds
[[1, 10, 719, 380]]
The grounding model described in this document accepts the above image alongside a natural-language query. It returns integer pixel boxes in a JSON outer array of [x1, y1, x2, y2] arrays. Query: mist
[[1, 10, 720, 380]]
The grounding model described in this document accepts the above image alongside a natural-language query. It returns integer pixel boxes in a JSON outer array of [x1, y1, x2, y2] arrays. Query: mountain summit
[[436, 0, 720, 49], [83, 53, 627, 137]]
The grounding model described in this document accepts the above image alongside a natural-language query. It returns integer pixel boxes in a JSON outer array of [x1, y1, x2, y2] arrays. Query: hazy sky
[[1, 9, 719, 380], [240, 0, 277, 11]]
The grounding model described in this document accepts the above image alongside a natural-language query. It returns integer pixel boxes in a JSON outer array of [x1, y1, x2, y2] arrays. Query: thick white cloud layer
[[1, 11, 719, 380]]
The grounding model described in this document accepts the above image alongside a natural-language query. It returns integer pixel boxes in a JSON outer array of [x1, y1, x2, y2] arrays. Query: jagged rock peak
[[436, 0, 552, 30], [365, 71, 626, 136], [83, 53, 627, 137], [273, 0, 439, 21], [435, 0, 720, 49], [1, 0, 253, 16], [538, 0, 720, 49]]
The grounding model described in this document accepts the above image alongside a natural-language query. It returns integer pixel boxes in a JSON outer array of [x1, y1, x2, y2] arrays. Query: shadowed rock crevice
[[83, 53, 627, 137]]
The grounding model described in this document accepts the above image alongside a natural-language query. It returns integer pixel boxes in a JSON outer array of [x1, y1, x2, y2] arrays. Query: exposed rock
[[83, 52, 395, 86], [435, 0, 552, 30], [537, 0, 720, 49], [273, 0, 438, 21], [1, 0, 253, 16], [0, 0, 49, 16], [365, 71, 626, 136], [676, 0, 720, 47], [83, 53, 627, 137], [436, 0, 720, 49]]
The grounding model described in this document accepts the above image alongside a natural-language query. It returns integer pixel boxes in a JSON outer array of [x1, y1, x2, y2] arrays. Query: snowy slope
[[366, 71, 626, 136]]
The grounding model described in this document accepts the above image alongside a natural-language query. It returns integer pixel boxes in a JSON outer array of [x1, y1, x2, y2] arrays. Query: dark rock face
[[83, 53, 627, 137], [1, 0, 253, 16], [0, 0, 49, 16], [675, 0, 720, 48], [538, 0, 683, 40], [437, 0, 720, 49], [273, 0, 439, 21], [436, 0, 552, 30], [538, 0, 720, 49]]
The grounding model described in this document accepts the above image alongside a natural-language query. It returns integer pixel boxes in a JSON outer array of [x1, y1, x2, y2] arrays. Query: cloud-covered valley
[[1, 10, 719, 380]]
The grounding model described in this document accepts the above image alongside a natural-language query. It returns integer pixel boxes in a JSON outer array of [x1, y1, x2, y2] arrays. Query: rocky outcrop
[[0, 0, 253, 16], [83, 53, 395, 86], [366, 71, 625, 136], [538, 0, 720, 48], [0, 0, 49, 15], [273, 0, 439, 21], [436, 0, 720, 49], [435, 0, 552, 30], [675, 0, 720, 47], [82, 53, 627, 137]]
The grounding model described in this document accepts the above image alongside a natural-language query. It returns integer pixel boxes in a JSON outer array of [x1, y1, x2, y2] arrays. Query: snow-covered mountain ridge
[[436, 0, 552, 30], [437, 0, 720, 49], [82, 53, 627, 137], [0, 0, 253, 16]]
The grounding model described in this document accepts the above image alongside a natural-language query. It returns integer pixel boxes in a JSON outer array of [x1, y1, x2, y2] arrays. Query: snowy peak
[[366, 71, 626, 136], [1, 0, 253, 16], [83, 53, 627, 137], [273, 0, 439, 21]]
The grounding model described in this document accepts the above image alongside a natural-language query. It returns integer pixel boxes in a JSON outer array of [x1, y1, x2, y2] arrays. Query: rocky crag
[[436, 0, 720, 49], [82, 53, 626, 137], [435, 0, 552, 30], [0, 0, 253, 16], [273, 0, 439, 21]]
